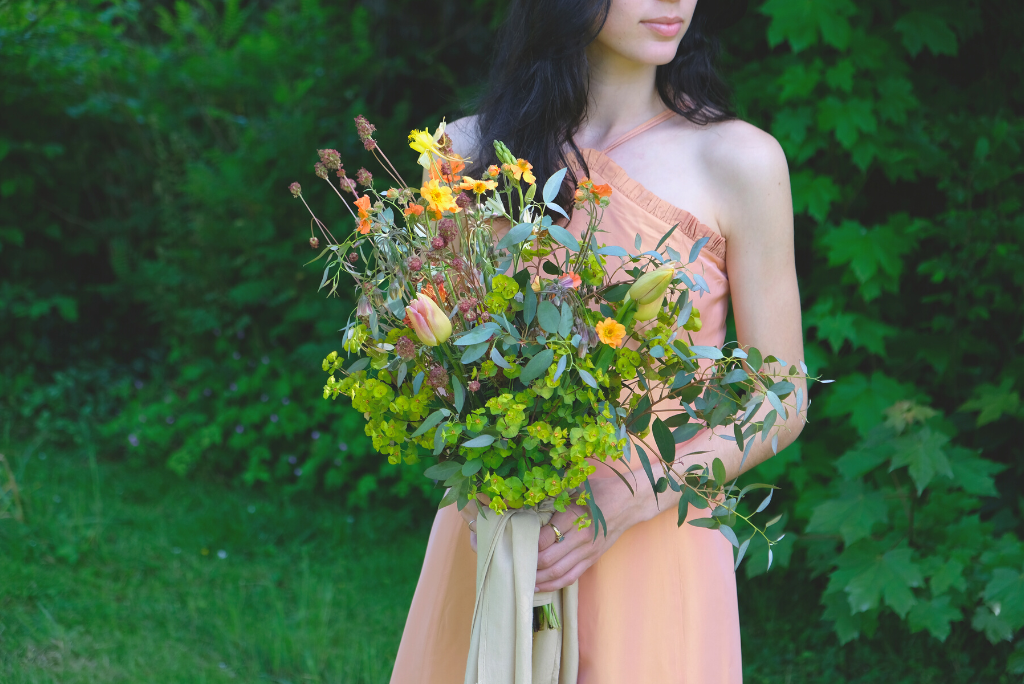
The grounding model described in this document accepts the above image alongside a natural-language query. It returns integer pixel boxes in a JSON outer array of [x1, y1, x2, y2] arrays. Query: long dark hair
[[470, 0, 736, 210]]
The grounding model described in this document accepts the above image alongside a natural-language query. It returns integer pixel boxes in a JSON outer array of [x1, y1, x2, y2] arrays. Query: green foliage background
[[2, 0, 1022, 674]]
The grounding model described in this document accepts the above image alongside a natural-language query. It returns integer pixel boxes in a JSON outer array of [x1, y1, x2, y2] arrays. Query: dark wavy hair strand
[[470, 0, 736, 212]]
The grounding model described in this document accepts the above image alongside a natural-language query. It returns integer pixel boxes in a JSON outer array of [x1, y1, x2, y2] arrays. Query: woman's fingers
[[536, 542, 590, 585], [536, 556, 591, 592]]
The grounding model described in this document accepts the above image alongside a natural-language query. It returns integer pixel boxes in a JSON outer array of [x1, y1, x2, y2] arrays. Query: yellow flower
[[409, 121, 450, 169], [596, 318, 626, 348], [420, 179, 460, 218]]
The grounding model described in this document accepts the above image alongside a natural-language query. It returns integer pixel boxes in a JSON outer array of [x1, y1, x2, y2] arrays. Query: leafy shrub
[[1, 0, 1022, 671]]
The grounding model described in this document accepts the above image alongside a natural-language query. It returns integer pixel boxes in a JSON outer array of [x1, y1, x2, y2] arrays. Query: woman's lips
[[641, 18, 683, 37]]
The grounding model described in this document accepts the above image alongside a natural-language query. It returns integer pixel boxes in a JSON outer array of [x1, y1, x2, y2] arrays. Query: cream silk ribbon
[[464, 500, 579, 684]]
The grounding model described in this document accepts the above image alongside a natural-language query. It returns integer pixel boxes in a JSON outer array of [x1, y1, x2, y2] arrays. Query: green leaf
[[960, 380, 1021, 427], [411, 409, 447, 438], [840, 545, 923, 618], [947, 448, 1005, 497], [746, 347, 763, 373], [462, 459, 483, 477], [603, 283, 631, 302], [677, 494, 689, 526], [652, 418, 675, 464], [689, 345, 723, 360], [818, 371, 918, 438], [424, 461, 462, 480], [546, 224, 580, 251], [524, 281, 537, 325], [719, 525, 740, 548], [542, 167, 568, 204], [673, 423, 700, 444], [452, 376, 465, 413], [577, 368, 597, 389], [461, 342, 489, 363], [894, 10, 958, 57], [462, 434, 496, 449], [983, 567, 1024, 632], [806, 480, 889, 545], [687, 517, 719, 529], [558, 301, 573, 338], [722, 369, 748, 384], [889, 427, 953, 494], [790, 170, 840, 222], [520, 348, 554, 384], [537, 301, 560, 335], [929, 559, 966, 595], [635, 443, 657, 493], [496, 222, 535, 250], [819, 220, 916, 302], [712, 457, 727, 487], [455, 323, 500, 346]]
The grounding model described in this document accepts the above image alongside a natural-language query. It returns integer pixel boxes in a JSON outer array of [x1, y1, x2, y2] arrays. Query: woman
[[391, 1, 804, 681]]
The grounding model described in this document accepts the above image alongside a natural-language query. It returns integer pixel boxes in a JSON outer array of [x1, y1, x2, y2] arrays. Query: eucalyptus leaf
[[496, 222, 535, 250], [747, 347, 763, 372], [719, 525, 740, 548], [673, 423, 701, 443], [553, 354, 568, 382], [461, 342, 489, 363], [688, 236, 710, 263], [396, 362, 408, 388], [542, 167, 568, 204], [462, 434, 496, 449], [578, 368, 597, 388], [558, 301, 574, 338], [656, 223, 678, 250], [490, 346, 511, 369], [546, 224, 580, 251], [596, 245, 628, 257], [520, 348, 554, 384], [690, 345, 724, 360], [455, 323, 499, 346], [524, 284, 537, 325], [452, 376, 465, 413], [411, 409, 446, 438], [766, 390, 788, 420], [712, 457, 727, 487], [412, 371, 424, 394], [761, 409, 778, 442], [423, 460, 461, 480], [734, 537, 751, 570], [537, 301, 560, 335], [722, 369, 749, 384], [347, 357, 370, 373], [756, 489, 774, 513], [546, 202, 569, 220], [652, 418, 676, 464]]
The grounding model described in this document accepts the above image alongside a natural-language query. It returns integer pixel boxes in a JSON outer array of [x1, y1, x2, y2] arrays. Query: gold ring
[[550, 523, 565, 543]]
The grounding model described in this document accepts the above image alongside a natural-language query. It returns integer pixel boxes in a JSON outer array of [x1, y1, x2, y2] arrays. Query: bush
[[1, 0, 1022, 672]]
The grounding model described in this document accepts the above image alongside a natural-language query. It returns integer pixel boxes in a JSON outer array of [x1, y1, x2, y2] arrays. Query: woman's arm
[[536, 123, 805, 590]]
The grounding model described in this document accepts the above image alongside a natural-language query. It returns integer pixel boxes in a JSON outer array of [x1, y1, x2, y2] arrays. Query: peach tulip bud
[[628, 263, 677, 305], [405, 293, 452, 346]]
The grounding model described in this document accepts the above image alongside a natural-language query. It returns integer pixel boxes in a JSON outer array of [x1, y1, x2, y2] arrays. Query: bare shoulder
[[694, 118, 792, 241], [445, 115, 482, 160], [698, 119, 789, 192]]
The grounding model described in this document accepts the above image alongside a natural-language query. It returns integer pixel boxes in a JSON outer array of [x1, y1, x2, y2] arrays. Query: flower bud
[[405, 293, 452, 346], [288, 182, 302, 197], [356, 296, 372, 317], [309, 237, 319, 249], [628, 263, 676, 305], [633, 297, 662, 321], [531, 276, 542, 293]]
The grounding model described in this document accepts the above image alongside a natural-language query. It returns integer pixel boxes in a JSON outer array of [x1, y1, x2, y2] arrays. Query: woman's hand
[[535, 477, 646, 592], [459, 501, 480, 552]]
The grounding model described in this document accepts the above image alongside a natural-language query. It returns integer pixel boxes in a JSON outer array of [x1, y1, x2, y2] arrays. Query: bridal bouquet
[[290, 116, 813, 683]]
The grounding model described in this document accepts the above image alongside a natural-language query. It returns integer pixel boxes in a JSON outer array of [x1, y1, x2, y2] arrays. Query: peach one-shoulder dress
[[390, 110, 742, 684]]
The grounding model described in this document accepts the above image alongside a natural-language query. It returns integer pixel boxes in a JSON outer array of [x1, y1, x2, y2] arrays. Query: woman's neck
[[580, 44, 666, 149]]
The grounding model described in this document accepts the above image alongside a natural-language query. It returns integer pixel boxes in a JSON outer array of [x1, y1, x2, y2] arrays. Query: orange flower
[[459, 176, 498, 194], [405, 203, 424, 217], [487, 165, 501, 178], [354, 195, 373, 234], [592, 183, 612, 199], [595, 318, 626, 348], [577, 177, 593, 189], [421, 179, 460, 219], [503, 158, 536, 184], [354, 194, 371, 218], [429, 156, 466, 183]]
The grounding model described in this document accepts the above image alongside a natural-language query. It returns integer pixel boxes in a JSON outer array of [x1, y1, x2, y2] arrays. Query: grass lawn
[[0, 442, 1007, 683]]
